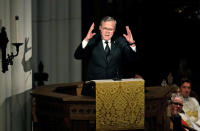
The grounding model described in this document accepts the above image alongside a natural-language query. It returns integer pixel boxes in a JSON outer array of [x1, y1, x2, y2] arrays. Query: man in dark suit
[[74, 16, 140, 81]]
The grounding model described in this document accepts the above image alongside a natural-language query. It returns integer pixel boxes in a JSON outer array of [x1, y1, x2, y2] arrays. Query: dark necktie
[[104, 41, 110, 57]]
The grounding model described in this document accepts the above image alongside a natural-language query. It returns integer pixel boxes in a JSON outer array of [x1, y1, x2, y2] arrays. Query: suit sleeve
[[116, 36, 138, 63], [74, 33, 101, 60], [74, 37, 96, 60], [118, 36, 142, 77], [74, 43, 86, 59]]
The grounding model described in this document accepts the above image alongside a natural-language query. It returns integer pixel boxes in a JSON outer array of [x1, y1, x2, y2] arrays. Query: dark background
[[81, 0, 200, 93]]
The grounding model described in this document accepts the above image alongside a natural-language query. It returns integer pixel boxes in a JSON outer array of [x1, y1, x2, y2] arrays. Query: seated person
[[178, 78, 200, 129], [169, 93, 200, 131]]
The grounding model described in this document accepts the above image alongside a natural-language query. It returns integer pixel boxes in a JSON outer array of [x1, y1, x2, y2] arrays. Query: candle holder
[[7, 43, 23, 65], [0, 27, 23, 73]]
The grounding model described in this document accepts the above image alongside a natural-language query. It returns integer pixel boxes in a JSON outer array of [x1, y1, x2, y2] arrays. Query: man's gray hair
[[171, 93, 183, 102], [100, 16, 117, 28]]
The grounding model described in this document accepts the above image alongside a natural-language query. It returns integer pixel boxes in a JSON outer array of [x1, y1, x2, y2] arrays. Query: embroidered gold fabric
[[95, 79, 144, 130], [186, 111, 198, 118]]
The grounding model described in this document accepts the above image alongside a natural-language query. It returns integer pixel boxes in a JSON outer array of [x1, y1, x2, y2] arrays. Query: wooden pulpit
[[31, 79, 145, 131], [31, 82, 96, 131]]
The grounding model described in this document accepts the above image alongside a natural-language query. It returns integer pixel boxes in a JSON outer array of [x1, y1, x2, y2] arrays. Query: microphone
[[112, 68, 121, 81]]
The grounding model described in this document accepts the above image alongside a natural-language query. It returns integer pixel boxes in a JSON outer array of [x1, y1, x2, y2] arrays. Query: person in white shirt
[[169, 93, 199, 131], [179, 78, 200, 130]]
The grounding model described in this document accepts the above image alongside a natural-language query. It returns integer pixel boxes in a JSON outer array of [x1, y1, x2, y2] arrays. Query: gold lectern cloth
[[95, 79, 144, 130]]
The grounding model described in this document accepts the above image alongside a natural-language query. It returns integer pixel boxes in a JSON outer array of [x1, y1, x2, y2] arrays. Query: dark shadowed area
[[81, 0, 200, 93]]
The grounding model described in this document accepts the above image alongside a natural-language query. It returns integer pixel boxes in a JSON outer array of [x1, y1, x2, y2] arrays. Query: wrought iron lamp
[[0, 16, 23, 73]]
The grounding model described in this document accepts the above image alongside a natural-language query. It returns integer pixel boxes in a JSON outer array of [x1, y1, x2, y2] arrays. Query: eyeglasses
[[101, 27, 115, 32], [171, 102, 183, 106], [182, 86, 191, 89]]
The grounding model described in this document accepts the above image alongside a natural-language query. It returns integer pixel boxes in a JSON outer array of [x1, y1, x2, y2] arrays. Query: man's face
[[171, 97, 183, 114], [99, 21, 115, 40], [180, 82, 191, 98]]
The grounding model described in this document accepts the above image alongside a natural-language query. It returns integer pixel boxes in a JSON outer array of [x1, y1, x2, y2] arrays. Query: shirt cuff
[[82, 39, 88, 49], [130, 45, 136, 52]]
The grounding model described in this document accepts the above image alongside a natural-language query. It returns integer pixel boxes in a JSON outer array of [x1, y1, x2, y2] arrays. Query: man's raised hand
[[84, 22, 96, 41], [123, 26, 135, 44]]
